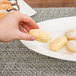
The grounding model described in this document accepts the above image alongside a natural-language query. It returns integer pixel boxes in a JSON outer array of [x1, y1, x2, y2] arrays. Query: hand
[[0, 11, 39, 42]]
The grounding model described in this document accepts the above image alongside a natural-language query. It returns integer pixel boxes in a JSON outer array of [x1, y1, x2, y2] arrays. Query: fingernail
[[31, 36, 35, 40]]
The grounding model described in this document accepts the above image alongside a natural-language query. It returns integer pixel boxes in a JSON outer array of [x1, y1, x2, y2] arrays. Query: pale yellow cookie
[[0, 0, 10, 4], [29, 29, 52, 43], [65, 30, 76, 40], [0, 4, 13, 9], [66, 40, 76, 52], [0, 0, 8, 1], [50, 36, 67, 51]]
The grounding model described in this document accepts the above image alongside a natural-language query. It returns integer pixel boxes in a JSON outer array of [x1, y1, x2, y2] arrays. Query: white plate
[[20, 16, 76, 61], [17, 0, 36, 16]]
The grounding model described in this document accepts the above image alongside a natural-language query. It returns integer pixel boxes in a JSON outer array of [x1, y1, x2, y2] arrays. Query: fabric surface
[[0, 8, 76, 76]]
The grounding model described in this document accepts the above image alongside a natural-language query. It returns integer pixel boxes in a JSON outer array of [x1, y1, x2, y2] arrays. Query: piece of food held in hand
[[66, 40, 76, 52], [65, 29, 76, 40], [29, 29, 52, 43], [50, 36, 67, 51]]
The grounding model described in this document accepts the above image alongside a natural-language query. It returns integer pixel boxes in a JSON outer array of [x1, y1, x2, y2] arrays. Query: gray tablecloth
[[1, 8, 76, 76]]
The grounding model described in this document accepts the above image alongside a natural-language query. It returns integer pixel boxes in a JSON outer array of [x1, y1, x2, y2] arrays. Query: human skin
[[0, 11, 39, 42]]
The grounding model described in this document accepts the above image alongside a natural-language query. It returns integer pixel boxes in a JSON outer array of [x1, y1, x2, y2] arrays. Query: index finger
[[19, 14, 39, 29]]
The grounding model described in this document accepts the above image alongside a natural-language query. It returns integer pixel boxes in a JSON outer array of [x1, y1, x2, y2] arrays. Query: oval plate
[[20, 16, 76, 61]]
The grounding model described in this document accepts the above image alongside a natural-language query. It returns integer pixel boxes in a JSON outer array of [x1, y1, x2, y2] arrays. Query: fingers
[[21, 24, 30, 32], [19, 14, 39, 29], [18, 25, 26, 33], [27, 24, 33, 29], [6, 11, 39, 30], [16, 31, 35, 41], [21, 22, 33, 29], [20, 22, 30, 32]]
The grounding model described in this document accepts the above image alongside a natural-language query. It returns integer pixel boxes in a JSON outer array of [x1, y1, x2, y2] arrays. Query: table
[[1, 9, 76, 75], [24, 0, 76, 7], [0, 1, 76, 76]]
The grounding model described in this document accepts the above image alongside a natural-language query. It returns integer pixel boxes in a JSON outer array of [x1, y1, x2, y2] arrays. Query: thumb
[[17, 31, 35, 41]]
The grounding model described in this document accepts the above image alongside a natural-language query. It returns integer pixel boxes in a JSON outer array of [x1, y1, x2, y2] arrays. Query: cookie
[[0, 0, 8, 1], [65, 30, 76, 40], [66, 40, 76, 52], [0, 0, 16, 4], [0, 4, 13, 9], [29, 29, 52, 43], [0, 1, 10, 4], [50, 36, 67, 51], [0, 0, 19, 18]]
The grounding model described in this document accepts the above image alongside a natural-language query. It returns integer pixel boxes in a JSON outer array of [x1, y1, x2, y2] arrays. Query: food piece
[[66, 40, 76, 52], [65, 29, 76, 40], [0, 0, 16, 4], [0, 0, 19, 18], [29, 29, 52, 43], [0, 1, 10, 4], [50, 36, 67, 51], [0, 4, 13, 9], [0, 5, 18, 18], [0, 0, 8, 1], [0, 0, 8, 2]]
